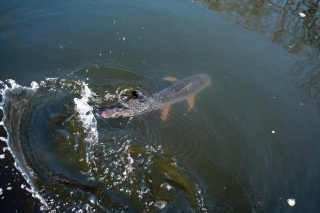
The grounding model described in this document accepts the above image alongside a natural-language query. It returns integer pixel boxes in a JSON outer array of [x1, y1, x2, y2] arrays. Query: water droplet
[[31, 81, 39, 88], [299, 12, 306, 17], [287, 198, 295, 206]]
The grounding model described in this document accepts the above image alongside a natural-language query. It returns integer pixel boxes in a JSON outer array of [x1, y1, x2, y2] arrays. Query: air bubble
[[160, 183, 172, 190]]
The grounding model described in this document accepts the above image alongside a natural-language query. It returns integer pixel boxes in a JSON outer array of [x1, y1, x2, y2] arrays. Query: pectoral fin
[[186, 96, 195, 110], [163, 77, 179, 83], [160, 106, 170, 121]]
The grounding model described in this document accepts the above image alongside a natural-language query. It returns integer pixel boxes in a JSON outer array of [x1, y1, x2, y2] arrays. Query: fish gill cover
[[0, 78, 205, 212]]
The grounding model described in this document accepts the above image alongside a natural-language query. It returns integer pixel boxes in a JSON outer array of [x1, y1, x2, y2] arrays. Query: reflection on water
[[202, 0, 320, 112], [202, 0, 320, 52], [0, 68, 205, 212], [290, 49, 320, 111]]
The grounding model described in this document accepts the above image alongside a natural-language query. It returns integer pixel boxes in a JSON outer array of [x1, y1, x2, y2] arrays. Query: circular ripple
[[1, 67, 206, 212]]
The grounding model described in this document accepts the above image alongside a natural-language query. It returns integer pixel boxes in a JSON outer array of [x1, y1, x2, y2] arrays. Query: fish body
[[154, 74, 211, 107], [97, 74, 211, 120]]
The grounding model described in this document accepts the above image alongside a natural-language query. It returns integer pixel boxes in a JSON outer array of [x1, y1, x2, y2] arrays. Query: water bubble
[[160, 182, 172, 190], [0, 154, 4, 159], [0, 188, 2, 195]]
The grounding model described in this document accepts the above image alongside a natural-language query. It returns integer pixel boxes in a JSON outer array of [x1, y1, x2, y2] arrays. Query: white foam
[[104, 92, 116, 101], [6, 79, 17, 88], [0, 137, 7, 142], [154, 201, 167, 209], [31, 81, 39, 89], [74, 82, 98, 145], [0, 80, 48, 208]]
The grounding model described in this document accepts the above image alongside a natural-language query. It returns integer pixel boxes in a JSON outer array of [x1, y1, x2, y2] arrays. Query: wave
[[0, 68, 205, 212]]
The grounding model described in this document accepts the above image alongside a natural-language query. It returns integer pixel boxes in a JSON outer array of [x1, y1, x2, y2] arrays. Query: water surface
[[1, 0, 320, 212]]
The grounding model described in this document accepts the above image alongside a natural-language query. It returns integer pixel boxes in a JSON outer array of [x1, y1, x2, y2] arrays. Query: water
[[1, 0, 320, 212]]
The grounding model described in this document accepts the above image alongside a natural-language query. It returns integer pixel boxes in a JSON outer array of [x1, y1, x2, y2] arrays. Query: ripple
[[0, 68, 206, 212]]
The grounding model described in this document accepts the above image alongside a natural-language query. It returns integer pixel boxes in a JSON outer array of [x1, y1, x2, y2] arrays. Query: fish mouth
[[96, 107, 115, 118], [96, 103, 133, 118]]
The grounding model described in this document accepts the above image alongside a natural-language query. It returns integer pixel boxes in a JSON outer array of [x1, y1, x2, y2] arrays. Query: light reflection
[[202, 0, 320, 111]]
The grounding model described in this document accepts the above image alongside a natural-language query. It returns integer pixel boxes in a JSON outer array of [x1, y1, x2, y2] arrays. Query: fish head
[[96, 103, 133, 118]]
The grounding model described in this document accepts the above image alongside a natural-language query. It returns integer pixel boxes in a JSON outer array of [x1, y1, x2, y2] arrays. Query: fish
[[96, 74, 211, 121]]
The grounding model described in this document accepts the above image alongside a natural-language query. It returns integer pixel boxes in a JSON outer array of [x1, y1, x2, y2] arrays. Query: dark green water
[[1, 0, 320, 212]]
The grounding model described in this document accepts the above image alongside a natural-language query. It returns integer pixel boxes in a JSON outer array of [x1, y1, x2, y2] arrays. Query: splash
[[0, 77, 206, 212], [74, 82, 99, 145]]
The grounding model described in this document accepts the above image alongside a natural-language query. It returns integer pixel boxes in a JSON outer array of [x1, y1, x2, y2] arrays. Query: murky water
[[1, 0, 320, 212]]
